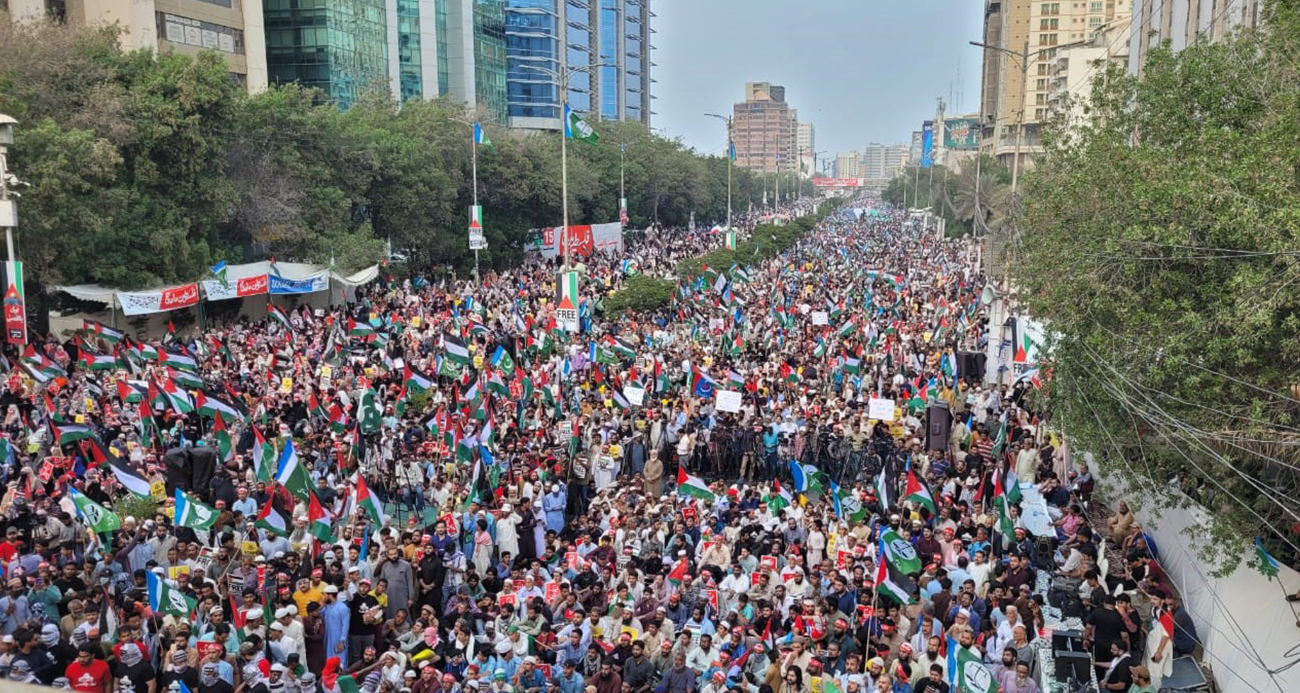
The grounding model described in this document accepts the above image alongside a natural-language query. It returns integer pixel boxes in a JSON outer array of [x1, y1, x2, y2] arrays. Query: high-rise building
[[732, 82, 799, 175], [1128, 0, 1262, 76], [5, 0, 268, 92], [862, 143, 908, 180], [1047, 16, 1130, 124], [978, 0, 1131, 175], [833, 152, 861, 179], [796, 122, 815, 177], [261, 0, 507, 113], [504, 0, 652, 131]]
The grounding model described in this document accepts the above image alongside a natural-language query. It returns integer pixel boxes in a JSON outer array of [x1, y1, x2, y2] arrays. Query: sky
[[651, 0, 984, 161]]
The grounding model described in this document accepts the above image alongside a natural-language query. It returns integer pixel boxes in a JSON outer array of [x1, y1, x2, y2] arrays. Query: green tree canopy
[[1014, 4, 1300, 571]]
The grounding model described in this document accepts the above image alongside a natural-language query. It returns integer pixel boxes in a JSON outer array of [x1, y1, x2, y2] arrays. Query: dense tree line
[[0, 22, 811, 296], [1014, 2, 1300, 571]]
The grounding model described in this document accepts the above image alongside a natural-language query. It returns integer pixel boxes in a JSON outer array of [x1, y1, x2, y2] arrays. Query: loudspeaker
[[925, 401, 951, 452], [1051, 629, 1084, 653], [1052, 651, 1092, 684]]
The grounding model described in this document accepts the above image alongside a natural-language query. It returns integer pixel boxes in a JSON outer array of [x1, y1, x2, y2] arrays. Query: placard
[[868, 398, 896, 421], [622, 386, 645, 406], [715, 390, 742, 413], [810, 311, 829, 326], [242, 541, 260, 556]]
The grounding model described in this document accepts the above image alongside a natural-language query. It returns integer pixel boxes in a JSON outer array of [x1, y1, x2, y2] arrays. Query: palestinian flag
[[838, 319, 858, 338], [21, 345, 66, 378], [876, 466, 896, 512], [612, 390, 631, 411], [254, 493, 293, 536], [83, 320, 124, 343], [129, 339, 159, 361], [903, 463, 937, 516], [175, 488, 219, 530], [486, 370, 510, 399], [275, 439, 313, 501], [268, 303, 294, 333], [879, 528, 923, 574], [347, 318, 375, 338], [353, 475, 388, 526], [108, 457, 153, 498], [251, 427, 277, 483], [992, 468, 1016, 538], [212, 414, 233, 462], [308, 392, 329, 421], [159, 349, 198, 372], [168, 367, 205, 390], [116, 380, 148, 404], [727, 370, 745, 389], [307, 492, 334, 542], [196, 391, 243, 421], [51, 422, 95, 447], [157, 377, 194, 414], [79, 353, 122, 372], [69, 488, 121, 533], [875, 539, 919, 605], [404, 364, 434, 393], [606, 335, 637, 359], [328, 403, 349, 434], [443, 334, 471, 365], [147, 571, 196, 618], [676, 468, 715, 502], [843, 357, 862, 374]]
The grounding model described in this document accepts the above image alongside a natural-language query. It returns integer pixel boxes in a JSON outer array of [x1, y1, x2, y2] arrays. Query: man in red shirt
[[66, 643, 113, 693], [0, 527, 21, 565]]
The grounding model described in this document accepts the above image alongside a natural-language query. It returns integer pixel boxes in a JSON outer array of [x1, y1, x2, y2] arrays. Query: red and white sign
[[812, 178, 864, 187], [202, 273, 269, 301], [118, 283, 200, 316], [537, 222, 624, 259]]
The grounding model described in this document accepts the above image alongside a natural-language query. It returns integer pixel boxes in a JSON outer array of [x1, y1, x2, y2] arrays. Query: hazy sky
[[651, 0, 984, 160]]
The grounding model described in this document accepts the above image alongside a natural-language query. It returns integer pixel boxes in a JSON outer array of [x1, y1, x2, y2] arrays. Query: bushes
[[605, 199, 844, 317], [603, 275, 676, 317]]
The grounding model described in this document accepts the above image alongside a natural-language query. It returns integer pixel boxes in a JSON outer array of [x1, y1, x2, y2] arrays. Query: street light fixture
[[969, 38, 1090, 194], [704, 112, 732, 233], [521, 62, 615, 271]]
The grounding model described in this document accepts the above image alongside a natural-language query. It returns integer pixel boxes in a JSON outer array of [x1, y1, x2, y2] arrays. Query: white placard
[[623, 386, 645, 407], [715, 390, 743, 413], [810, 311, 829, 326], [868, 398, 896, 421]]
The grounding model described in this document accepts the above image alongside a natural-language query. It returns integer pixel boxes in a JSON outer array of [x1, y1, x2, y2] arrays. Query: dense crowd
[[0, 198, 1193, 693]]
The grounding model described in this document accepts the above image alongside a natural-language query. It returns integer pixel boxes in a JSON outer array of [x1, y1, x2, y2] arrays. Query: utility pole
[[705, 113, 732, 232], [0, 114, 27, 346]]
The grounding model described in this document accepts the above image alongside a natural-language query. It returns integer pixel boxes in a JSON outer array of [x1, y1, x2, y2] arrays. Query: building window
[[1039, 18, 1058, 29], [1038, 63, 1049, 75], [1036, 108, 1046, 119], [1089, 0, 1102, 10], [1089, 16, 1101, 27], [158, 12, 243, 54], [1036, 78, 1047, 90], [1041, 2, 1059, 15]]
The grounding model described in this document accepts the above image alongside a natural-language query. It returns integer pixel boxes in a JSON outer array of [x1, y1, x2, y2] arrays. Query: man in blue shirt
[[556, 661, 585, 693]]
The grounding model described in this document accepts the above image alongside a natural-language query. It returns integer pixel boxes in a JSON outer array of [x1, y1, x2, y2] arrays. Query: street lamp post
[[522, 63, 613, 270], [0, 115, 16, 263], [704, 113, 732, 233], [969, 39, 1091, 194]]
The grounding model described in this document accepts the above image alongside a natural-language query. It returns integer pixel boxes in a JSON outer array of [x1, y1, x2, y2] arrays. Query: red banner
[[812, 178, 863, 187]]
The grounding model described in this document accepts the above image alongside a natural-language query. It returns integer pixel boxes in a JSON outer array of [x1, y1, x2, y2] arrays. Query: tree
[[1014, 4, 1300, 572]]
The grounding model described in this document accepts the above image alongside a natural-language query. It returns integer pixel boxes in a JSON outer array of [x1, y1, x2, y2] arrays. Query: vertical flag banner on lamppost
[[556, 270, 580, 333], [468, 205, 487, 250], [4, 260, 26, 345], [619, 197, 628, 228], [725, 230, 736, 250]]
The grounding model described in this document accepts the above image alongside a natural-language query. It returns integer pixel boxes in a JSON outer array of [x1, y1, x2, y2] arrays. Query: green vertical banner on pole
[[468, 205, 487, 250], [4, 260, 26, 345], [556, 270, 579, 333]]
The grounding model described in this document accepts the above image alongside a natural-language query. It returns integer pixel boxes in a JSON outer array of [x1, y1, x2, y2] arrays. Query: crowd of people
[[0, 197, 1192, 693]]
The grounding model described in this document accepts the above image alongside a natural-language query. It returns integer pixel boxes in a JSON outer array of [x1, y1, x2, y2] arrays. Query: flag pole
[[472, 122, 480, 284]]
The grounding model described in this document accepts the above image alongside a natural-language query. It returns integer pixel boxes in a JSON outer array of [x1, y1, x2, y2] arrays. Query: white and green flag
[[69, 488, 121, 534], [175, 488, 219, 530], [147, 570, 197, 618], [564, 103, 599, 145]]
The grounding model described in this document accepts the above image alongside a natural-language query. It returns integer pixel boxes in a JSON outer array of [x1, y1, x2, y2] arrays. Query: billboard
[[811, 178, 864, 187], [920, 121, 934, 169], [944, 118, 981, 150], [534, 223, 624, 259]]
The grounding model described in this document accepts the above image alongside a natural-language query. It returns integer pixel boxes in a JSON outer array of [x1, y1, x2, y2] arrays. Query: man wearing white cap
[[320, 584, 350, 668], [276, 607, 306, 661]]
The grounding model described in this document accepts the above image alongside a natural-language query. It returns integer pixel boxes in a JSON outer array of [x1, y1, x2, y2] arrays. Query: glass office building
[[265, 0, 391, 108], [505, 0, 650, 130]]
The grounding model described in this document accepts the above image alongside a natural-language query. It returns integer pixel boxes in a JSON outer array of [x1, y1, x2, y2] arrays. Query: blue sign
[[269, 272, 329, 295], [920, 120, 934, 169]]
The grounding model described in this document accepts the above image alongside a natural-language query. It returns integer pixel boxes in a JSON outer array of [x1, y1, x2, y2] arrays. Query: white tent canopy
[[51, 261, 379, 309]]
